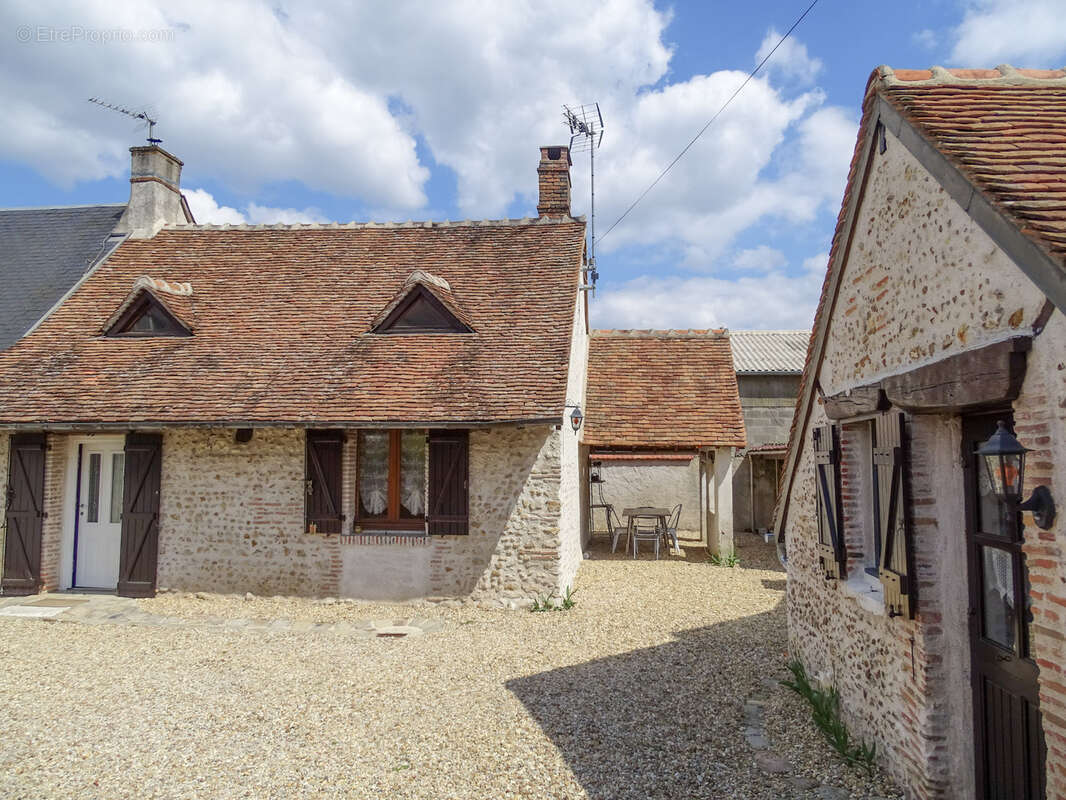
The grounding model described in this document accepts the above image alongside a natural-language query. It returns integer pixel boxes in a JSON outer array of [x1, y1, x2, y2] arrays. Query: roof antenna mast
[[88, 97, 162, 145], [564, 103, 604, 295]]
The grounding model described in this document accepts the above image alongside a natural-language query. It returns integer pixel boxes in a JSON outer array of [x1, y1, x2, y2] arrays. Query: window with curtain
[[357, 430, 426, 529]]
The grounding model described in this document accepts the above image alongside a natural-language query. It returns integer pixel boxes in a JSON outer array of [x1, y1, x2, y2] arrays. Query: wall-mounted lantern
[[977, 420, 1056, 530], [568, 405, 584, 433]]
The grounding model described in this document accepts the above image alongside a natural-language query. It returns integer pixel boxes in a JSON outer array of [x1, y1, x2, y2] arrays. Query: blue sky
[[3, 0, 1066, 330]]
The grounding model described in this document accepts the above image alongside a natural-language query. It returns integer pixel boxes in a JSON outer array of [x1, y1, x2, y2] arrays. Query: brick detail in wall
[[787, 412, 966, 799], [151, 425, 568, 604], [1013, 337, 1066, 800], [39, 434, 67, 591], [537, 146, 571, 217]]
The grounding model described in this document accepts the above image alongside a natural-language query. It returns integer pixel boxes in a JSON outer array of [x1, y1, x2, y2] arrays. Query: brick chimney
[[115, 145, 190, 239], [537, 145, 571, 217]]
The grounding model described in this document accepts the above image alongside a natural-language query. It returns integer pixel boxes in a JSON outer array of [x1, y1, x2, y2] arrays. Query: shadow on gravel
[[506, 602, 785, 800]]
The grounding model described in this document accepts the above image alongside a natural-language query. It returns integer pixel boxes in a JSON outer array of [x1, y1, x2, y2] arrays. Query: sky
[[3, 0, 1066, 331]]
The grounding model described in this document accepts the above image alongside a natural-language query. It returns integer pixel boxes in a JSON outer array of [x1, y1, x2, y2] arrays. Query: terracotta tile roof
[[0, 218, 586, 425], [102, 275, 197, 333], [584, 330, 746, 450], [730, 330, 810, 374], [879, 65, 1066, 265], [778, 64, 1066, 530]]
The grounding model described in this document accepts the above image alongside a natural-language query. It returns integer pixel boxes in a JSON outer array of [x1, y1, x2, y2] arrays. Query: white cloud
[[951, 0, 1066, 66], [1, 0, 429, 207], [184, 188, 328, 224], [1, 1, 854, 282], [912, 29, 938, 50], [591, 251, 827, 330], [183, 188, 245, 224], [756, 28, 823, 86], [732, 245, 786, 272]]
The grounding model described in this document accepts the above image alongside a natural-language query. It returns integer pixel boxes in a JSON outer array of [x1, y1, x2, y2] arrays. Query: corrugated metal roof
[[0, 204, 126, 349], [730, 330, 810, 374]]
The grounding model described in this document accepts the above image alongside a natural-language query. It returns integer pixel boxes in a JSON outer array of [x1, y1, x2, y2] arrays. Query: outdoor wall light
[[977, 420, 1056, 530], [564, 403, 584, 432]]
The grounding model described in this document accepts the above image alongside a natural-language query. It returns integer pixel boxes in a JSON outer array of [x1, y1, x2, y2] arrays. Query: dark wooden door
[[2, 434, 47, 595], [118, 433, 162, 598], [964, 413, 1046, 799]]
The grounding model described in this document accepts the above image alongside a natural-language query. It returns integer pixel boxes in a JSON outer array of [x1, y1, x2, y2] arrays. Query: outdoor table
[[621, 507, 672, 556]]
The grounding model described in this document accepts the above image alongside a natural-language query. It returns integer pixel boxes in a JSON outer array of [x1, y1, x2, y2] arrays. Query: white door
[[75, 442, 125, 589]]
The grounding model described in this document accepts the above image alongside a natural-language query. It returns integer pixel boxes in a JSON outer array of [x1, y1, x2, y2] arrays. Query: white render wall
[[595, 458, 702, 538], [558, 288, 589, 594]]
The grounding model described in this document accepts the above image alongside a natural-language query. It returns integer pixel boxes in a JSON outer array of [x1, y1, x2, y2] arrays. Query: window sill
[[342, 531, 432, 547], [843, 574, 885, 616]]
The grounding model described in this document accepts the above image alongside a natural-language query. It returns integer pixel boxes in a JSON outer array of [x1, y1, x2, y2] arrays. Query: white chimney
[[115, 145, 190, 239]]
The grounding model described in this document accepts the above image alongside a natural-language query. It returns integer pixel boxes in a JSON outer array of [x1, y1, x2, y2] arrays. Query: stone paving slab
[[0, 592, 444, 639]]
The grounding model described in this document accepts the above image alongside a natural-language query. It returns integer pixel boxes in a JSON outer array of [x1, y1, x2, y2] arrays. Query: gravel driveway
[[0, 540, 898, 799]]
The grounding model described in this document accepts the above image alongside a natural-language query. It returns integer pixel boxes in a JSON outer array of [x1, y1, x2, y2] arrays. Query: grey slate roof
[[730, 330, 810, 374], [0, 204, 126, 350]]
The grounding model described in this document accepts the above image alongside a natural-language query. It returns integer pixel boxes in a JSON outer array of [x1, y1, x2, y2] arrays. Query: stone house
[[583, 329, 745, 554], [0, 143, 589, 606], [729, 329, 808, 536], [776, 66, 1066, 799]]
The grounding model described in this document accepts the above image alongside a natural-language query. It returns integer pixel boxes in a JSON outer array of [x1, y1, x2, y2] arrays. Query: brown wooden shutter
[[118, 432, 162, 598], [306, 430, 344, 534], [2, 434, 47, 596], [813, 424, 845, 579], [427, 430, 469, 535], [874, 411, 914, 618]]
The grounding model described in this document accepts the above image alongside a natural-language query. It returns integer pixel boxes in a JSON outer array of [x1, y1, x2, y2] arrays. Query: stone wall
[[156, 424, 568, 604], [785, 123, 1054, 798]]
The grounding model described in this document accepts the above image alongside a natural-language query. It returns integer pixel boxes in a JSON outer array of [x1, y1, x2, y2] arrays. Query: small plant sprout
[[708, 550, 741, 568], [529, 586, 578, 612], [781, 660, 878, 775]]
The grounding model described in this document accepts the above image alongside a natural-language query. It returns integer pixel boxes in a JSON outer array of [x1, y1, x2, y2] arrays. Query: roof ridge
[[878, 63, 1066, 88], [730, 329, 810, 335], [0, 203, 127, 212], [165, 215, 587, 231], [592, 328, 729, 338]]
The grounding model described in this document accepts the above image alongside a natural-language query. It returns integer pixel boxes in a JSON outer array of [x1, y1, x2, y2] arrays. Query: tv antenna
[[88, 97, 162, 145], [564, 103, 604, 293]]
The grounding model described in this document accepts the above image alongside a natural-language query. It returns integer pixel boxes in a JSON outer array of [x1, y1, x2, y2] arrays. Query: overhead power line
[[596, 0, 820, 246]]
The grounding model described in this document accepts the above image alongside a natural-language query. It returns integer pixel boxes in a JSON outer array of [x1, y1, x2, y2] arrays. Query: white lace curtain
[[359, 432, 389, 516], [401, 432, 425, 517], [359, 431, 426, 518]]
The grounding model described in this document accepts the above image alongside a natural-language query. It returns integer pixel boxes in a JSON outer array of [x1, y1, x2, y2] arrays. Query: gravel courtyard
[[0, 540, 898, 799]]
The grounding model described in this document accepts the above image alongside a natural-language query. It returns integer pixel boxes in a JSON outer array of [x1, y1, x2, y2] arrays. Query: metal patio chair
[[664, 503, 682, 554], [608, 505, 629, 554], [631, 518, 662, 559]]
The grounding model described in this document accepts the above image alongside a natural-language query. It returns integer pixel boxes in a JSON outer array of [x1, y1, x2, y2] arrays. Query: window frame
[[105, 293, 192, 338], [355, 429, 427, 531]]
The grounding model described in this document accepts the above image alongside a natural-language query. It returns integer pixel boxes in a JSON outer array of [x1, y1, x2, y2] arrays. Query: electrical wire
[[595, 0, 820, 246]]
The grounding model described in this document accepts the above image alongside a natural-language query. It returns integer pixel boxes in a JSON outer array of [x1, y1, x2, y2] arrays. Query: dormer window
[[103, 276, 194, 338], [371, 271, 473, 334]]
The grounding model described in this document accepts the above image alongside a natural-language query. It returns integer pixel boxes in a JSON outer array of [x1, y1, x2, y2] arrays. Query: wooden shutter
[[427, 430, 469, 535], [306, 430, 344, 534], [2, 434, 47, 596], [813, 424, 845, 579], [873, 411, 914, 618], [118, 433, 162, 598]]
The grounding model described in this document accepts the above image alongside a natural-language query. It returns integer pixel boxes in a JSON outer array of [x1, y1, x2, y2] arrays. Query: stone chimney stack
[[115, 145, 188, 239], [537, 145, 571, 217]]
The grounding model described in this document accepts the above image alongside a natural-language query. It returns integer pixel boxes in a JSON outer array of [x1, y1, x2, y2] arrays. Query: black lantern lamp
[[977, 420, 1056, 530], [568, 405, 584, 433]]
